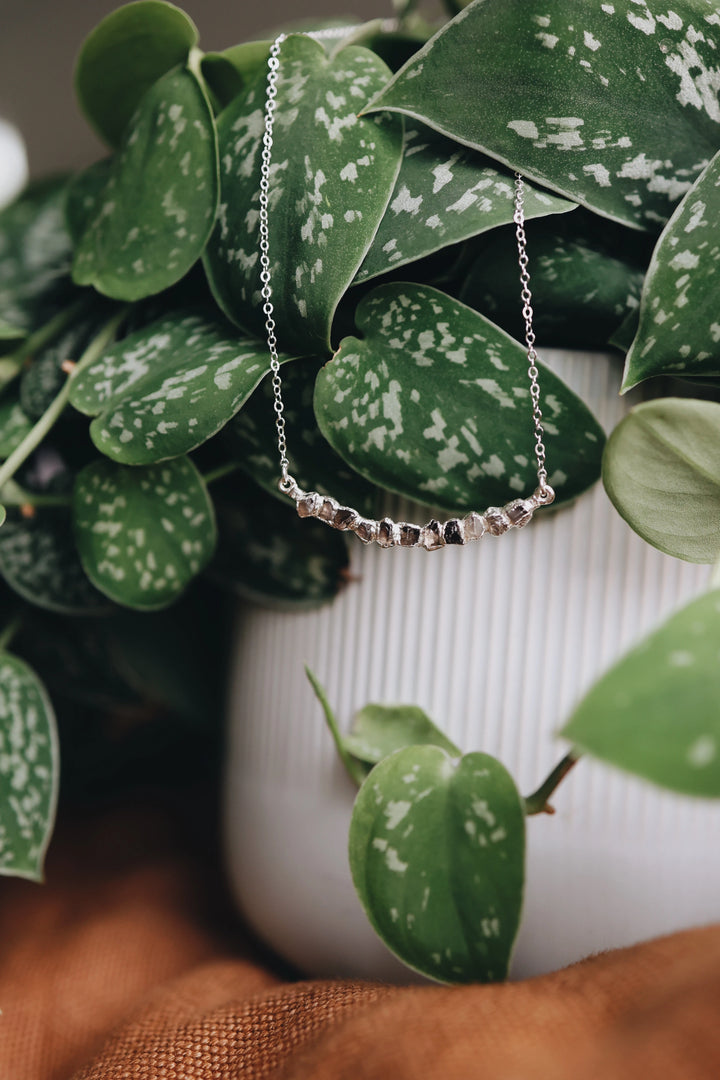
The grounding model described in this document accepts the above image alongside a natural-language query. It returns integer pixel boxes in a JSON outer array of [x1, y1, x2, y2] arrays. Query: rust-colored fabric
[[1, 797, 719, 1080]]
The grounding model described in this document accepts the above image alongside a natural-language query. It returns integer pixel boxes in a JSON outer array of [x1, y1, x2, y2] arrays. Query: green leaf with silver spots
[[0, 652, 59, 881], [355, 122, 575, 283], [0, 180, 76, 335], [623, 149, 720, 389], [223, 359, 376, 513], [0, 395, 32, 458], [69, 310, 295, 465], [73, 457, 217, 610], [460, 211, 646, 348], [602, 397, 720, 563], [72, 66, 219, 302], [0, 510, 110, 615], [349, 747, 525, 983], [366, 0, 720, 231], [315, 283, 605, 511], [74, 0, 199, 147], [561, 589, 720, 798], [64, 159, 114, 247], [203, 35, 403, 352], [209, 477, 349, 608]]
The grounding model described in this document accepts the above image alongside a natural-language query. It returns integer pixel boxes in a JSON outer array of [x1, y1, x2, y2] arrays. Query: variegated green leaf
[[560, 589, 720, 798], [460, 211, 645, 347], [69, 310, 296, 465], [73, 67, 219, 301], [623, 148, 720, 389], [602, 397, 720, 563], [0, 179, 76, 335], [203, 35, 403, 352], [64, 159, 114, 246], [0, 509, 110, 615], [73, 457, 216, 609], [74, 0, 199, 147], [366, 0, 720, 231], [210, 476, 349, 608], [223, 359, 376, 512], [355, 122, 575, 283], [0, 396, 32, 458], [349, 747, 525, 983], [315, 283, 605, 511], [0, 652, 59, 881]]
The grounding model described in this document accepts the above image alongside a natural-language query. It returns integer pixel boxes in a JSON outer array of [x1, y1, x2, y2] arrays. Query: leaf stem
[[305, 665, 367, 787], [524, 752, 580, 816], [0, 297, 91, 395], [0, 308, 127, 493], [0, 615, 22, 653], [203, 462, 241, 486], [0, 479, 72, 508]]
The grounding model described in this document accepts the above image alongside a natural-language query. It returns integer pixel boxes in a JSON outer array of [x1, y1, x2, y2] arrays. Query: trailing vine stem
[[0, 308, 128, 494], [523, 752, 580, 816], [0, 297, 92, 393], [0, 479, 72, 508], [0, 614, 22, 653], [202, 462, 242, 486]]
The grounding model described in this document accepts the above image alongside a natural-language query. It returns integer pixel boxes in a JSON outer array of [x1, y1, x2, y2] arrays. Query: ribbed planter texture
[[225, 348, 720, 981]]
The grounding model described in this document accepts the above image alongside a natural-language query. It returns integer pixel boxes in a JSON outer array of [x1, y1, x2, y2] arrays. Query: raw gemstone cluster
[[285, 479, 554, 550]]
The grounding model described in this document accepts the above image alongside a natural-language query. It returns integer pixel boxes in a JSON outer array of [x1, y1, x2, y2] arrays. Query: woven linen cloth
[[1, 794, 719, 1080]]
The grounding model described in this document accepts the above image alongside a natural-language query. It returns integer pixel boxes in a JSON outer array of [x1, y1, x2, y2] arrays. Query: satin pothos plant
[[0, 0, 719, 981]]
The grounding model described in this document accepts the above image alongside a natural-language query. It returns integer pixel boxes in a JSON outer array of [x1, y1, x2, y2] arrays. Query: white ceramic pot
[[225, 348, 720, 981]]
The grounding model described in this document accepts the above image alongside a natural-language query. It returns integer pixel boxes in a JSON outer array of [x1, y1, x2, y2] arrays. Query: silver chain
[[259, 34, 552, 506], [260, 35, 292, 491], [513, 172, 551, 496]]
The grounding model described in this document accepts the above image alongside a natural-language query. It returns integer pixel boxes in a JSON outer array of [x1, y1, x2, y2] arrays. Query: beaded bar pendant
[[283, 478, 555, 550]]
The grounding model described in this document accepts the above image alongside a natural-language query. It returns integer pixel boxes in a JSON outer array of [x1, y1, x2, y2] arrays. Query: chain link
[[260, 36, 551, 505], [513, 172, 552, 499]]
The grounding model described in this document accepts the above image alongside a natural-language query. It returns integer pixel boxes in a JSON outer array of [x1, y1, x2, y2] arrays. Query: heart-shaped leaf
[[306, 669, 462, 786], [70, 310, 295, 465], [201, 42, 271, 110], [0, 652, 59, 881], [355, 122, 575, 283], [561, 589, 720, 798], [460, 211, 645, 347], [64, 159, 114, 247], [345, 704, 461, 765], [0, 509, 110, 615], [349, 746, 525, 983], [209, 476, 350, 608], [366, 0, 720, 231], [223, 358, 376, 512], [73, 456, 217, 609], [0, 396, 32, 458], [72, 66, 219, 302], [623, 149, 720, 389], [74, 0, 199, 147], [315, 283, 605, 511], [0, 179, 76, 335], [203, 35, 403, 352], [602, 397, 720, 563]]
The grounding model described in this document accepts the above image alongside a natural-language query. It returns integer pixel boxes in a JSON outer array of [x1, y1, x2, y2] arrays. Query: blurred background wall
[[0, 0, 389, 177]]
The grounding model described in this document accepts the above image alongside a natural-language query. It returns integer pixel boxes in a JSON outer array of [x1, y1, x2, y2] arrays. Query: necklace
[[259, 31, 555, 551]]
